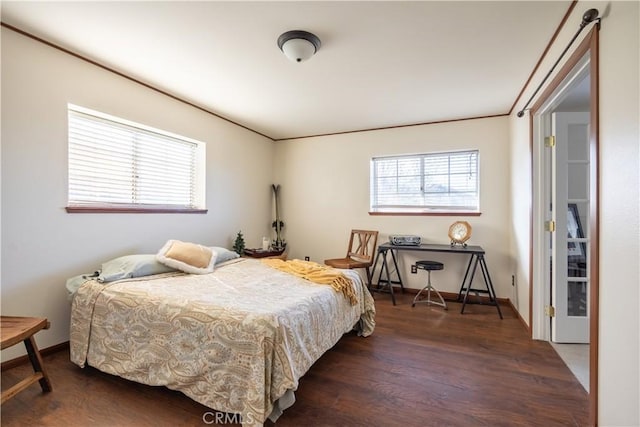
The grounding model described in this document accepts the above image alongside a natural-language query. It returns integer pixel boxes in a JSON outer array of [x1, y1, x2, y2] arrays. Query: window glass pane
[[424, 174, 449, 193], [376, 159, 397, 177], [568, 256, 587, 278], [424, 156, 449, 175], [377, 177, 397, 194], [567, 281, 588, 317], [398, 176, 421, 193], [450, 173, 476, 192], [397, 157, 420, 176], [567, 163, 589, 200]]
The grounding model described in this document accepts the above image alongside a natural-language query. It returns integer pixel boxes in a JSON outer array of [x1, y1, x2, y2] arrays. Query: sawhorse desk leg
[[457, 254, 503, 319], [372, 248, 404, 305]]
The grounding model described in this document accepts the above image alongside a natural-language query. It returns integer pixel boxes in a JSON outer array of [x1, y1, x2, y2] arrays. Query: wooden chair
[[1, 316, 53, 403], [324, 230, 379, 288]]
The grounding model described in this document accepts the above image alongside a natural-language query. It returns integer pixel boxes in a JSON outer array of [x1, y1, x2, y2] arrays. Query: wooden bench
[[1, 316, 53, 403]]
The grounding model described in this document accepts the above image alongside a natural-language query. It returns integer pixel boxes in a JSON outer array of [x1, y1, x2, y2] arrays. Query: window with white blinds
[[370, 150, 479, 213], [68, 105, 205, 211]]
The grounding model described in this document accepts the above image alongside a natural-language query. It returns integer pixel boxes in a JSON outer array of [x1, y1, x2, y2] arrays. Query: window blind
[[370, 150, 479, 212], [68, 108, 200, 209]]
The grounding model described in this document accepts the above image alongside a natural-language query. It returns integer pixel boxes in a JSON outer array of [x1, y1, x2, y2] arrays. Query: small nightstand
[[243, 248, 288, 260]]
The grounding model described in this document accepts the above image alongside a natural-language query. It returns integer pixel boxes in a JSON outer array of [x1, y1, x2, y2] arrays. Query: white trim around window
[[67, 105, 206, 213]]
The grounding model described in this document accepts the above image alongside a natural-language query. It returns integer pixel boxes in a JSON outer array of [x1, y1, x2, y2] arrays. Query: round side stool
[[412, 260, 447, 309]]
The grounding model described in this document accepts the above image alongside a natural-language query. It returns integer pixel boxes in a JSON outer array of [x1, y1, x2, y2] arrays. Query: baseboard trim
[[507, 299, 530, 331], [1, 341, 70, 371]]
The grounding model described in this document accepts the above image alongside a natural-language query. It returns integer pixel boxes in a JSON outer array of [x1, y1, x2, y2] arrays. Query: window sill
[[369, 211, 481, 217], [66, 206, 208, 214]]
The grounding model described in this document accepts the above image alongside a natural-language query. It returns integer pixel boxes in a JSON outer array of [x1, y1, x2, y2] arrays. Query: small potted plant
[[232, 231, 245, 255]]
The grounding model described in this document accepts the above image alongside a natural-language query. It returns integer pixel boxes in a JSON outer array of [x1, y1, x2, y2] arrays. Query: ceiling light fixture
[[277, 30, 321, 63]]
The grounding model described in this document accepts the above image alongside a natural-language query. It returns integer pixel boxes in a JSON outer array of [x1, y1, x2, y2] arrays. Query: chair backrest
[[346, 230, 379, 264]]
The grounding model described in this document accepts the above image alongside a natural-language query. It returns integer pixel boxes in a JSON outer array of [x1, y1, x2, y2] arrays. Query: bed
[[69, 255, 375, 426]]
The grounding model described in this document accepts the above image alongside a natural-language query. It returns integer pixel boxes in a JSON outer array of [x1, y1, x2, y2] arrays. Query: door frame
[[528, 27, 599, 425], [531, 61, 591, 343]]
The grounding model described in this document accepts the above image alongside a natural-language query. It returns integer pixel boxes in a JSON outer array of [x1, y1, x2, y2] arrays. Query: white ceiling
[[1, 1, 572, 140]]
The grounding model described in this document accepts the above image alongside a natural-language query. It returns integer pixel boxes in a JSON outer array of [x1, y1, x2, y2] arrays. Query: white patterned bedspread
[[70, 258, 375, 426]]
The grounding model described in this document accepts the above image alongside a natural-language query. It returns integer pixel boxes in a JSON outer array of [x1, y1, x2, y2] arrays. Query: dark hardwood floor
[[1, 294, 588, 426]]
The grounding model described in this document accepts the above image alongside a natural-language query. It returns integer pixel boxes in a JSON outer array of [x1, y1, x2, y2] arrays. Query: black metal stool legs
[[412, 260, 447, 310]]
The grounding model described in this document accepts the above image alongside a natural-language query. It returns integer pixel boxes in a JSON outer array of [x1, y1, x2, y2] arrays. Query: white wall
[[1, 28, 275, 360], [509, 1, 639, 425], [274, 116, 513, 298]]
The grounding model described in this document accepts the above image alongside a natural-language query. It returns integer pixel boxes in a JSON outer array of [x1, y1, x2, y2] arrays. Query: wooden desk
[[1, 316, 53, 403], [372, 243, 503, 318]]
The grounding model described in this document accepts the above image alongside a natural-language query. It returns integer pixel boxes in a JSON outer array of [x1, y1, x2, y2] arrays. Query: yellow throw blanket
[[261, 259, 357, 305]]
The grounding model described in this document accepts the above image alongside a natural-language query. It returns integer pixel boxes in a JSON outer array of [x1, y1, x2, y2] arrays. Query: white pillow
[[210, 246, 240, 264], [156, 240, 216, 274]]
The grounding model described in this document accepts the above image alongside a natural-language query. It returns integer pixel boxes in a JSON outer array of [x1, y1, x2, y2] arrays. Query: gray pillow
[[210, 246, 240, 264], [98, 254, 177, 283]]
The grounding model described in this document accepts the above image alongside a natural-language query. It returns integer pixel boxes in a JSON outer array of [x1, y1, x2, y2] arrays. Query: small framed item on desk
[[243, 248, 288, 260], [448, 221, 472, 247]]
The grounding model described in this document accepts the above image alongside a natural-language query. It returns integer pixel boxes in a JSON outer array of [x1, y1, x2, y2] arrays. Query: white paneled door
[[550, 112, 590, 343]]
